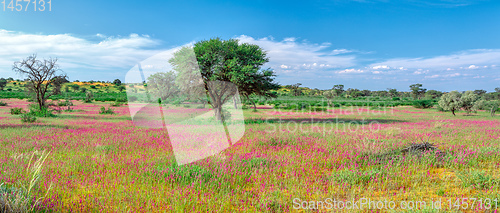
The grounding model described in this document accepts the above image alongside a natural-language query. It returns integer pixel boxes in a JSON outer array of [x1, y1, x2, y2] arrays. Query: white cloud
[[369, 49, 500, 71], [236, 35, 357, 75], [425, 72, 461, 79], [0, 29, 162, 76], [446, 73, 461, 77], [468, 65, 479, 69], [331, 49, 353, 55], [337, 69, 364, 74], [372, 65, 390, 69], [425, 75, 440, 79]]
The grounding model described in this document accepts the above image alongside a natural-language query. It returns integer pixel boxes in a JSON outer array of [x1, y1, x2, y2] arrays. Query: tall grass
[[0, 151, 51, 213]]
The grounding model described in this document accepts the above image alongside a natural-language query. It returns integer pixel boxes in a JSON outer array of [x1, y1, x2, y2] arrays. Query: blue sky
[[0, 0, 499, 91]]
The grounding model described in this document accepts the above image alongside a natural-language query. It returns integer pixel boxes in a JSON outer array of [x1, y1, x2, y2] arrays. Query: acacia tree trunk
[[245, 94, 256, 111], [452, 110, 456, 116], [215, 104, 222, 121]]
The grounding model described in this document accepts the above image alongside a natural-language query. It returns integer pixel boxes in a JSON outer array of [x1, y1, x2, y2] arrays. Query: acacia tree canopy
[[170, 38, 279, 119], [438, 91, 462, 116]]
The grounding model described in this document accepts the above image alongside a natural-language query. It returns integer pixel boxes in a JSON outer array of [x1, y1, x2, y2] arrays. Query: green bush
[[0, 101, 7, 106], [412, 100, 434, 109], [127, 96, 138, 102], [85, 91, 94, 103], [99, 106, 114, 114], [28, 105, 55, 117], [10, 107, 24, 115], [20, 113, 37, 123], [115, 97, 127, 103], [436, 105, 447, 112]]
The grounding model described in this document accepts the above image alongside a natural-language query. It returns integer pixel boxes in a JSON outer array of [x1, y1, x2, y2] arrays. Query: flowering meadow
[[1, 99, 500, 212]]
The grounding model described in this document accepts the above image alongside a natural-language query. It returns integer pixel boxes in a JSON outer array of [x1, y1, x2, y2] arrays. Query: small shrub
[[28, 105, 55, 117], [0, 101, 7, 106], [99, 106, 114, 114], [85, 91, 94, 103], [412, 100, 434, 109], [110, 101, 121, 107], [115, 97, 127, 103], [21, 113, 37, 123], [128, 96, 138, 102], [10, 107, 24, 115], [436, 105, 447, 112]]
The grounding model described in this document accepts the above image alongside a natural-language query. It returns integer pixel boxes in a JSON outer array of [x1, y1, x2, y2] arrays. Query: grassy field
[[1, 98, 500, 212]]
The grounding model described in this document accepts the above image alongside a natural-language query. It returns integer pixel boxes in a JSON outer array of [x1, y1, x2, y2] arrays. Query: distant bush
[[85, 91, 94, 103], [127, 96, 138, 102], [115, 97, 127, 103], [412, 100, 434, 109], [110, 100, 121, 107], [0, 101, 7, 106], [99, 106, 114, 114], [436, 105, 447, 112], [10, 107, 24, 115], [20, 113, 37, 123], [392, 97, 400, 101]]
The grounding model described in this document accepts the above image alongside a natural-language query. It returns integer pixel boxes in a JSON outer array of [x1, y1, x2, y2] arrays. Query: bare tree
[[12, 54, 67, 110]]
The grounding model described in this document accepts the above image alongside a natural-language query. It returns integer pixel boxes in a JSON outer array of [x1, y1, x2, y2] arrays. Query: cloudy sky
[[0, 0, 499, 91]]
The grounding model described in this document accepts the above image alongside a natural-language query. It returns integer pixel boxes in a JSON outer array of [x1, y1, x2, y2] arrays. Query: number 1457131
[[2, 0, 51, 11]]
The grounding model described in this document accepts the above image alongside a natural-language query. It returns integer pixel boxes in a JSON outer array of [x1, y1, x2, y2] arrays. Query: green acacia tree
[[460, 91, 481, 114], [410, 84, 427, 100], [485, 100, 500, 117], [323, 90, 335, 106], [438, 91, 461, 116], [170, 38, 279, 119], [146, 71, 178, 101], [0, 78, 7, 91]]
